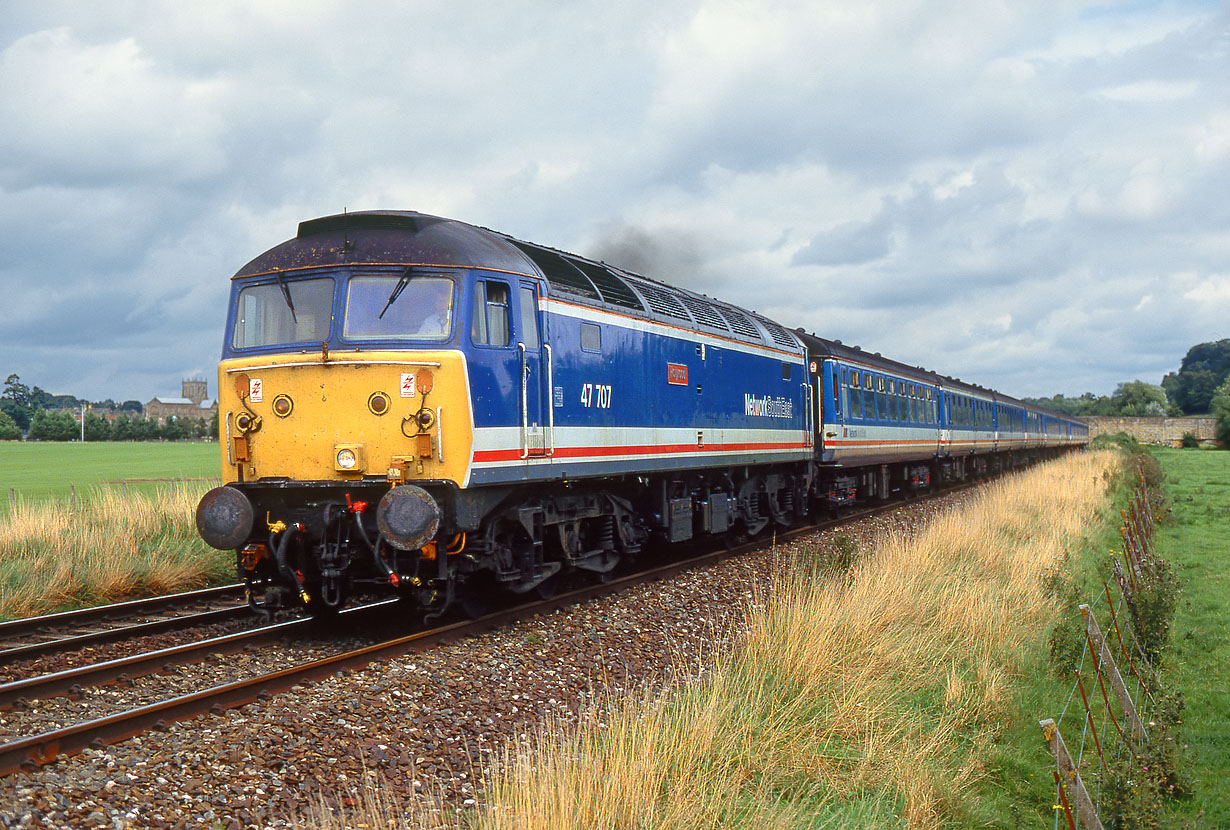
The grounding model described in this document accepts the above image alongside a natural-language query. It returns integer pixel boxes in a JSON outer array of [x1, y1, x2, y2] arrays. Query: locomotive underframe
[[232, 444, 1074, 618]]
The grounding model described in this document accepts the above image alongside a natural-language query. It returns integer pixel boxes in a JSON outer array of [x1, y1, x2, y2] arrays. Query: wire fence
[[1041, 465, 1169, 829]]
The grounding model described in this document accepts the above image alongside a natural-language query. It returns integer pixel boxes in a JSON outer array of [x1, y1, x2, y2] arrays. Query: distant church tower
[[182, 379, 208, 405]]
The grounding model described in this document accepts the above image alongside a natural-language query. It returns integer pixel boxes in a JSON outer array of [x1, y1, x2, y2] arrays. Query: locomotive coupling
[[196, 486, 255, 550], [376, 484, 441, 551]]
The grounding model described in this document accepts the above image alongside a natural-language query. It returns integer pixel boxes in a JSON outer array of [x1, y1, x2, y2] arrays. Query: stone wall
[[1079, 416, 1219, 446]]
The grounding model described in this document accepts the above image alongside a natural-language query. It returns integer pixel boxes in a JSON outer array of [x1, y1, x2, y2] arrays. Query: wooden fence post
[[1080, 604, 1146, 744], [1039, 718, 1104, 830]]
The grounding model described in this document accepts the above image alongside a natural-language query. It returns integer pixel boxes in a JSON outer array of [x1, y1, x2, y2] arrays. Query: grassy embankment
[[467, 449, 1125, 829], [1152, 447, 1230, 827], [0, 442, 228, 619]]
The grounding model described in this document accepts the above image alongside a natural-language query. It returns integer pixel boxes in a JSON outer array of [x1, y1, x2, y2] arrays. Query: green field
[[1, 442, 221, 511], [1153, 447, 1230, 826]]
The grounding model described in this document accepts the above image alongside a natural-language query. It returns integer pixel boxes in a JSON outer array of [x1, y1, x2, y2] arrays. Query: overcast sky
[[1, 0, 1226, 404]]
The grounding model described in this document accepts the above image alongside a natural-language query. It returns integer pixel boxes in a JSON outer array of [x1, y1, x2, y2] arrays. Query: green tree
[[3, 374, 30, 407], [1, 374, 33, 430], [159, 416, 186, 441], [1110, 380, 1172, 417], [1170, 339, 1230, 414], [0, 410, 21, 440], [0, 398, 29, 431], [1211, 377, 1230, 448], [83, 412, 112, 441], [27, 410, 79, 441], [111, 414, 134, 440], [129, 416, 159, 441]]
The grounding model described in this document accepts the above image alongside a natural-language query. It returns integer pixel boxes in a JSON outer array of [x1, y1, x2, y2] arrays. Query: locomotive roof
[[233, 211, 536, 276], [233, 210, 803, 354]]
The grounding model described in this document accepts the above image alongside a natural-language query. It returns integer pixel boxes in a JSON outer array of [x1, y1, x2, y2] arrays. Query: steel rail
[[0, 584, 246, 640], [0, 599, 404, 712], [0, 606, 254, 665]]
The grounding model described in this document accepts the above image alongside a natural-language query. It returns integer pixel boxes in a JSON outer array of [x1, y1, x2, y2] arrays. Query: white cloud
[[0, 0, 1227, 401]]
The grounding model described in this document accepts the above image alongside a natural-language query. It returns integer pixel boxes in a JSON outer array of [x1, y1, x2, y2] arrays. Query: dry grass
[[0, 483, 231, 619], [479, 450, 1122, 829]]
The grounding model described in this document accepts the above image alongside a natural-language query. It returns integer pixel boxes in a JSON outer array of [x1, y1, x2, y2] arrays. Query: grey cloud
[[1, 1, 1228, 402]]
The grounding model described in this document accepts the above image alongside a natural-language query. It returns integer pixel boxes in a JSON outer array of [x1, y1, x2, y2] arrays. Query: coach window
[[848, 376, 863, 419], [580, 322, 601, 352], [471, 281, 511, 347]]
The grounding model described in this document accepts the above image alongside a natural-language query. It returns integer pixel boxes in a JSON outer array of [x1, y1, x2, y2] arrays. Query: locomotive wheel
[[532, 575, 560, 600]]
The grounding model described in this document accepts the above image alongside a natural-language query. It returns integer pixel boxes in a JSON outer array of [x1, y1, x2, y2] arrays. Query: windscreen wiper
[[275, 272, 297, 324], [378, 266, 413, 320]]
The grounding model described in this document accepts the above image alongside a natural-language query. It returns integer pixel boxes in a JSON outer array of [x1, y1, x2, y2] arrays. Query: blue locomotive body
[[197, 210, 1087, 615]]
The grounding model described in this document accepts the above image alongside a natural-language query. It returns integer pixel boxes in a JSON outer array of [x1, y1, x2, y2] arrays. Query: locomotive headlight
[[333, 443, 365, 472]]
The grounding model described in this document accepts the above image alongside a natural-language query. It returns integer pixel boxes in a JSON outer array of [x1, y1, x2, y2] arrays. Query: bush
[[1090, 431, 1143, 453], [1179, 432, 1199, 449]]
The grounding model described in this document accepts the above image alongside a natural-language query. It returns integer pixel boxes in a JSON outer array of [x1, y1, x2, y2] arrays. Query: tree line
[[0, 374, 217, 442], [4, 339, 1228, 444], [1025, 339, 1230, 446]]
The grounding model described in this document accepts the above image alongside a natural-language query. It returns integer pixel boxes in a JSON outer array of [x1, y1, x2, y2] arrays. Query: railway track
[[0, 479, 986, 778], [0, 584, 250, 665]]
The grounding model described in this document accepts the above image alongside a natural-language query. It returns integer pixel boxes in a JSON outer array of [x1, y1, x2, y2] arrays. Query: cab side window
[[519, 287, 540, 349], [472, 281, 511, 346]]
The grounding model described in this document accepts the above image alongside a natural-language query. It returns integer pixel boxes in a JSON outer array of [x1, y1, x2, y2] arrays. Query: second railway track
[[0, 584, 251, 666]]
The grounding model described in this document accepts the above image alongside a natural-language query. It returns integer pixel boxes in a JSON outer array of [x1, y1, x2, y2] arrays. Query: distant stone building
[[145, 379, 218, 423]]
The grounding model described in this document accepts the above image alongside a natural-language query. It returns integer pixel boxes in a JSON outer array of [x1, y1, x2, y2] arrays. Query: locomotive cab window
[[343, 274, 453, 341], [472, 281, 511, 347], [232, 277, 334, 349]]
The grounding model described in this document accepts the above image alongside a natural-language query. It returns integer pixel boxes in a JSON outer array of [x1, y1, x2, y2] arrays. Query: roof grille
[[753, 315, 800, 349], [716, 306, 763, 340], [678, 295, 729, 331], [508, 241, 600, 300], [568, 259, 644, 310], [625, 279, 692, 321]]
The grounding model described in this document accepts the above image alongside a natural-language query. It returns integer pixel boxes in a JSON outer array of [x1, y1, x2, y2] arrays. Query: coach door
[[517, 283, 551, 459]]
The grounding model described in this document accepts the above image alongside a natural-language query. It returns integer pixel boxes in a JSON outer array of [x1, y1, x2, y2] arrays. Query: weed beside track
[[478, 450, 1122, 828], [0, 484, 230, 620]]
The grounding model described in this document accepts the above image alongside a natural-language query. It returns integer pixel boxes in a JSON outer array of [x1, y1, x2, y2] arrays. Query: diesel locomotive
[[195, 210, 1088, 617]]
